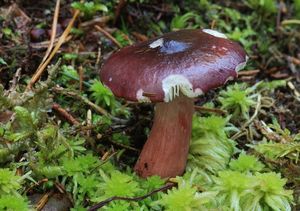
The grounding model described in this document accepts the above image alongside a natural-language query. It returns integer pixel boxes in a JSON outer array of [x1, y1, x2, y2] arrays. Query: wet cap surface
[[100, 29, 247, 102]]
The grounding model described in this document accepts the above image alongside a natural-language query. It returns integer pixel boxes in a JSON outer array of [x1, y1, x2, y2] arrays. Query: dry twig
[[52, 86, 108, 116], [36, 190, 54, 211], [27, 6, 80, 90], [194, 105, 227, 115], [238, 69, 260, 76], [88, 183, 176, 211], [52, 103, 80, 125], [40, 0, 60, 65], [131, 32, 148, 42], [94, 25, 122, 48]]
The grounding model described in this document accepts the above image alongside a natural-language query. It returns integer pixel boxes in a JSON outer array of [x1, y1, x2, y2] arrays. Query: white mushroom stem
[[134, 95, 194, 178]]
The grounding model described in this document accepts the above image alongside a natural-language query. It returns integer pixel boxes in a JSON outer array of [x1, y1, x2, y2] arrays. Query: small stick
[[78, 65, 83, 91], [30, 36, 72, 49], [54, 182, 67, 194], [36, 190, 54, 211], [132, 32, 148, 42], [52, 87, 108, 116], [27, 8, 80, 90], [239, 76, 256, 81], [194, 105, 227, 115], [95, 47, 101, 66], [8, 68, 22, 92], [106, 140, 140, 153], [101, 151, 110, 161], [80, 16, 111, 28], [238, 69, 260, 76], [94, 25, 122, 48], [52, 103, 80, 125], [270, 72, 290, 79], [40, 0, 60, 65], [287, 81, 300, 97], [88, 183, 176, 211], [24, 178, 48, 194]]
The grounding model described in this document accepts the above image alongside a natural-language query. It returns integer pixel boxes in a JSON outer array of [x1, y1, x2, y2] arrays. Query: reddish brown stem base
[[134, 95, 194, 178]]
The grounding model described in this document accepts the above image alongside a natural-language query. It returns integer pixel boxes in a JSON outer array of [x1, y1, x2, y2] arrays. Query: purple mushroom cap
[[100, 29, 247, 103]]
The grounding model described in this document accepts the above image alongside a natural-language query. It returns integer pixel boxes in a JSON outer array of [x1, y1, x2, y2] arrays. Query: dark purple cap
[[100, 29, 247, 103]]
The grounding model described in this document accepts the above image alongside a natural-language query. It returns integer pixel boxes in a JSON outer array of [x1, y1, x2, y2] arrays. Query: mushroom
[[100, 29, 247, 178]]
